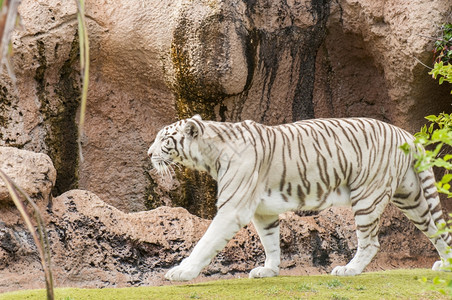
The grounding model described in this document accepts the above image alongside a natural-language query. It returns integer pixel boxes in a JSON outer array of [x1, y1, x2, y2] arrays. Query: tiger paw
[[165, 265, 199, 281], [249, 266, 279, 278], [331, 266, 360, 276], [432, 260, 452, 272]]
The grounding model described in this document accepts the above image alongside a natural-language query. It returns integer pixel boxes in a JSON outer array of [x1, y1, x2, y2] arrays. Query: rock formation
[[0, 147, 440, 292], [314, 0, 452, 130], [0, 0, 451, 292], [0, 0, 450, 214], [0, 147, 56, 203]]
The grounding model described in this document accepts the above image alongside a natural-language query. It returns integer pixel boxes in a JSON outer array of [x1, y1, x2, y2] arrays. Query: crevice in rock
[[35, 33, 81, 196]]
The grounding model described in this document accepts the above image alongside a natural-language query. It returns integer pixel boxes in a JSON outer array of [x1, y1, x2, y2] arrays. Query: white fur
[[148, 117, 452, 281]]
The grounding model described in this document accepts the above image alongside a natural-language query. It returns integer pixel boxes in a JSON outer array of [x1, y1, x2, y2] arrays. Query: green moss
[[170, 17, 224, 120], [1, 269, 451, 299], [171, 168, 218, 219], [35, 34, 81, 196], [171, 17, 221, 219], [144, 166, 164, 210], [144, 167, 217, 219], [146, 16, 226, 219], [0, 85, 12, 140]]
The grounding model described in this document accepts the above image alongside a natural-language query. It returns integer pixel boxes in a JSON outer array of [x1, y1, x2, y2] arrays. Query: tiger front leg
[[165, 208, 253, 282], [249, 214, 281, 278]]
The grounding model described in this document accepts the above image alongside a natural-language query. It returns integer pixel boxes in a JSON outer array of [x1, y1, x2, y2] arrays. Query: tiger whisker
[[151, 156, 179, 181], [163, 159, 182, 171]]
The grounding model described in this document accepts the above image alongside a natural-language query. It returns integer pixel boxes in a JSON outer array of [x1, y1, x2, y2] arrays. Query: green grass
[[1, 269, 451, 299]]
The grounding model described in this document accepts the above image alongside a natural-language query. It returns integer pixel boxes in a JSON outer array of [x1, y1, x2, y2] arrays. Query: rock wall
[[314, 0, 452, 131], [0, 0, 451, 291], [1, 0, 450, 214]]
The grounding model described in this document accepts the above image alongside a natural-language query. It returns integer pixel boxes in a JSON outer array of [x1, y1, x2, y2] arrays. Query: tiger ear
[[192, 114, 202, 121], [184, 120, 200, 139]]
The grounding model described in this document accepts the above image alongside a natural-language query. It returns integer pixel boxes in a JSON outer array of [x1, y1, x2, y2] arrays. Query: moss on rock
[[170, 17, 223, 219], [146, 16, 225, 219], [35, 34, 81, 196], [0, 86, 12, 140]]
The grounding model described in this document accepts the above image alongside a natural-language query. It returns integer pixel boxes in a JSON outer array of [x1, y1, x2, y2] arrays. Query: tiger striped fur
[[147, 115, 452, 281]]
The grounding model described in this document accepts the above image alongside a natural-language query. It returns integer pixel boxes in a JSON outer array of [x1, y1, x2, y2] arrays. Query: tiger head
[[147, 115, 205, 178]]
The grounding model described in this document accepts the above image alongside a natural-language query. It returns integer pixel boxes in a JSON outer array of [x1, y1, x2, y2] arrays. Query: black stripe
[[393, 192, 412, 199], [281, 193, 289, 202], [264, 220, 280, 230], [287, 182, 292, 196]]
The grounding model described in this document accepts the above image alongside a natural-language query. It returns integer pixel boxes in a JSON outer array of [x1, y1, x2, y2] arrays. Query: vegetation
[[430, 23, 452, 91], [433, 23, 452, 63], [401, 23, 452, 196], [401, 113, 452, 197], [0, 269, 451, 300], [406, 22, 452, 297], [431, 61, 452, 91], [75, 0, 90, 162], [0, 1, 90, 299]]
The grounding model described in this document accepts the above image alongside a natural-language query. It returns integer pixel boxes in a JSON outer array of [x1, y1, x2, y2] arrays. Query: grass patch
[[1, 269, 451, 300]]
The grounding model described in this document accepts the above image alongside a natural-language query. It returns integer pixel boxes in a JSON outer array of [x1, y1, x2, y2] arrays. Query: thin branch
[[416, 33, 439, 41], [414, 56, 433, 70], [75, 0, 90, 164]]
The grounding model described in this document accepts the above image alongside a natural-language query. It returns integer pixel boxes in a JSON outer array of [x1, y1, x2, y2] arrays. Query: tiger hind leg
[[392, 168, 452, 271], [332, 187, 391, 276], [249, 214, 280, 278]]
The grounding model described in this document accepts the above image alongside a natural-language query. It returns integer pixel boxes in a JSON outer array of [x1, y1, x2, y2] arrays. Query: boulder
[[46, 190, 208, 288], [0, 188, 439, 292], [0, 146, 56, 203]]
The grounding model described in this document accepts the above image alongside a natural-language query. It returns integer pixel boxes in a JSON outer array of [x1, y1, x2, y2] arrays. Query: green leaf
[[428, 123, 435, 134], [399, 143, 411, 154], [441, 174, 452, 183], [433, 276, 443, 285], [433, 159, 452, 169], [448, 280, 452, 288], [425, 115, 439, 122], [432, 142, 444, 156]]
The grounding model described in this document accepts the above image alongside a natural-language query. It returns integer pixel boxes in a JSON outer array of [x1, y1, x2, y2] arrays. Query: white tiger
[[147, 115, 452, 281]]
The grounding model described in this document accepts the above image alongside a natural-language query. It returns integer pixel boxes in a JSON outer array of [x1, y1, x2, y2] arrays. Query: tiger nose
[[147, 149, 153, 158]]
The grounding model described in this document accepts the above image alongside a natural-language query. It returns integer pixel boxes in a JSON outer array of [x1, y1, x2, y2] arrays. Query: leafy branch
[[430, 61, 452, 92], [407, 22, 452, 297], [430, 23, 452, 93], [401, 113, 452, 197]]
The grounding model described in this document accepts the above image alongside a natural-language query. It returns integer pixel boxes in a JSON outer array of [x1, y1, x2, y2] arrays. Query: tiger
[[147, 114, 452, 281]]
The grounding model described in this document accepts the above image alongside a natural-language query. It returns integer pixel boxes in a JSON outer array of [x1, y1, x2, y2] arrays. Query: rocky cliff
[[0, 0, 451, 292], [0, 0, 450, 214]]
